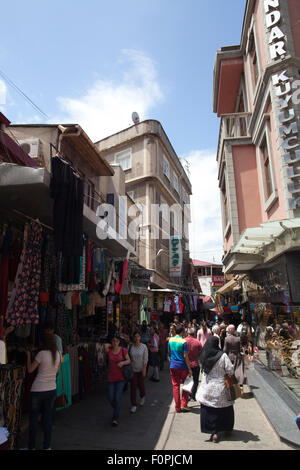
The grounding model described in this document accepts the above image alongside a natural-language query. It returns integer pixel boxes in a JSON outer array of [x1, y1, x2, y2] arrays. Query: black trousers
[[191, 365, 200, 399]]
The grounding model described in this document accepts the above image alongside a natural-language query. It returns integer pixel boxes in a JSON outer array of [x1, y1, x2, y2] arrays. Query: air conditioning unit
[[18, 138, 42, 159]]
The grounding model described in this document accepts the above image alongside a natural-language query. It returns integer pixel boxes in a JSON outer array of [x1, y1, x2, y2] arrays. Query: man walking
[[185, 327, 202, 401], [168, 325, 192, 413]]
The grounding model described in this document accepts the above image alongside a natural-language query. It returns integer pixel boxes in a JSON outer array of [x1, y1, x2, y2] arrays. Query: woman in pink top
[[197, 321, 212, 348], [26, 332, 61, 450], [104, 335, 131, 426]]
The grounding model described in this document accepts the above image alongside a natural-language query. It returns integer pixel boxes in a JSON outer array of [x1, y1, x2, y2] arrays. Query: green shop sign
[[169, 236, 183, 278]]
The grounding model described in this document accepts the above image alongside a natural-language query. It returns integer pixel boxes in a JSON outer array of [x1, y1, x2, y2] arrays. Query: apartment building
[[193, 260, 224, 297], [213, 0, 300, 307], [95, 119, 193, 292], [2, 123, 136, 258]]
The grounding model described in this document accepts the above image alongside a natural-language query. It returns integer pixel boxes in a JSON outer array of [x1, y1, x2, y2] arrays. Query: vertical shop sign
[[169, 236, 182, 278], [265, 0, 300, 210]]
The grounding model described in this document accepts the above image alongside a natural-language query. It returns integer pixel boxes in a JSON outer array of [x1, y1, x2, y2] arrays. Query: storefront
[[0, 123, 134, 448]]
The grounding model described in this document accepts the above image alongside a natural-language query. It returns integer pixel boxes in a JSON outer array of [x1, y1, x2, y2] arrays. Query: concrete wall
[[232, 144, 262, 233]]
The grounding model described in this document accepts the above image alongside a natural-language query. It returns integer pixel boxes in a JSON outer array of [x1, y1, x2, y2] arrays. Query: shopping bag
[[182, 375, 194, 393], [224, 374, 242, 401]]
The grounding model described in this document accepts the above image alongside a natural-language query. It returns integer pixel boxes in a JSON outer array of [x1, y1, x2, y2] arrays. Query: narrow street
[[18, 364, 294, 451]]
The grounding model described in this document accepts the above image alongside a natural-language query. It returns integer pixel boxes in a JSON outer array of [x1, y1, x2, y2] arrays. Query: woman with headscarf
[[212, 325, 221, 348], [197, 336, 235, 443], [223, 325, 246, 388]]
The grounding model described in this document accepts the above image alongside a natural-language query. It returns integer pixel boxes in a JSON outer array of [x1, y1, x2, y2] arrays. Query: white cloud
[[182, 149, 224, 264], [50, 49, 164, 142]]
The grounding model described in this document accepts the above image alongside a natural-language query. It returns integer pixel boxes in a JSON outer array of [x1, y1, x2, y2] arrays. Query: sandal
[[212, 434, 218, 443]]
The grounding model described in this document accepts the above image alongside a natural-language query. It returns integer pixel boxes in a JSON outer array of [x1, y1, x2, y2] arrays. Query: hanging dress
[[6, 222, 42, 326]]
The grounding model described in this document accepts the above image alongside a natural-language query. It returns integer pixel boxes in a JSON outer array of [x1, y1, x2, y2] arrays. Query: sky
[[0, 0, 247, 263]]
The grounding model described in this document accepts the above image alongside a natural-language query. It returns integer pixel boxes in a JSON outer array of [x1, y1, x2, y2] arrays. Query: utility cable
[[0, 69, 49, 119]]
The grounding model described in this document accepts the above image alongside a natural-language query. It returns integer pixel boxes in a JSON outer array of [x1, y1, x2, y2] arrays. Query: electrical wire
[[0, 69, 49, 119]]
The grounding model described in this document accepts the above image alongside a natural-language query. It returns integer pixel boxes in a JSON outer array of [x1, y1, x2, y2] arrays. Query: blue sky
[[0, 0, 246, 262]]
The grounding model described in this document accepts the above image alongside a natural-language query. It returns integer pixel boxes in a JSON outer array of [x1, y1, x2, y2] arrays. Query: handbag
[[55, 355, 68, 408], [121, 347, 134, 382], [224, 374, 242, 401]]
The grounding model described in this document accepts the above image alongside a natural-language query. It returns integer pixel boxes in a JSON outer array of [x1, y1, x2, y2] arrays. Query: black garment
[[199, 336, 223, 375], [190, 365, 200, 400], [50, 156, 84, 284], [200, 404, 234, 435]]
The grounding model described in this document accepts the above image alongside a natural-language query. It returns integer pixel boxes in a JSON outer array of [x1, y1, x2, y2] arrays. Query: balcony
[[217, 112, 252, 163]]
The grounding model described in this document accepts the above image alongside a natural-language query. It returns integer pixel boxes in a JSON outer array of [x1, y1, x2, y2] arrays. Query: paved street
[[18, 364, 295, 451]]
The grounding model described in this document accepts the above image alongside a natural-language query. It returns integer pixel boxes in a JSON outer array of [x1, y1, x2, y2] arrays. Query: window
[[260, 136, 273, 200], [127, 190, 135, 201], [87, 180, 95, 211], [173, 173, 179, 193], [163, 155, 170, 179], [115, 149, 132, 171], [221, 182, 229, 228], [119, 196, 127, 239], [182, 187, 189, 204], [248, 29, 260, 90]]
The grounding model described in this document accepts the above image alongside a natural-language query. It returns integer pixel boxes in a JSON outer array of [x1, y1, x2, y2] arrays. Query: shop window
[[115, 149, 132, 171]]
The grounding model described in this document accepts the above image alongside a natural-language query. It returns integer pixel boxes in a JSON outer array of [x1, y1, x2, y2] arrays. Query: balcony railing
[[217, 112, 252, 162]]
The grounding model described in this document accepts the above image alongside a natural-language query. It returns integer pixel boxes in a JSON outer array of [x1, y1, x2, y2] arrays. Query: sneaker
[[181, 406, 191, 412], [139, 397, 145, 406], [130, 406, 137, 413]]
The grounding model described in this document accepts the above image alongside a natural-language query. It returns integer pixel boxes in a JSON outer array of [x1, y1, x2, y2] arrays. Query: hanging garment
[[6, 222, 42, 326], [164, 296, 173, 313], [50, 156, 84, 284], [59, 244, 87, 292], [115, 259, 129, 294], [0, 225, 13, 319], [39, 237, 58, 295], [8, 238, 22, 283], [56, 353, 72, 410]]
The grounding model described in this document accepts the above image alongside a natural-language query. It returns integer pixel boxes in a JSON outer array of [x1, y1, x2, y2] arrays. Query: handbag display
[[224, 374, 242, 401], [121, 347, 134, 382], [55, 355, 68, 408]]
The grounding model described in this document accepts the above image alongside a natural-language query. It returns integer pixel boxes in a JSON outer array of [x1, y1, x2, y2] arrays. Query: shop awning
[[231, 218, 300, 255], [0, 129, 39, 168], [216, 278, 239, 295]]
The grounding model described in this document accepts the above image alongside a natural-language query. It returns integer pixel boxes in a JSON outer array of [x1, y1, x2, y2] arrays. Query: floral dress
[[6, 222, 42, 326]]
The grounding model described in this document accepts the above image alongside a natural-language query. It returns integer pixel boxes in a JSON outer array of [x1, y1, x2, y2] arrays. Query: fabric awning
[[216, 278, 238, 295], [0, 130, 39, 168]]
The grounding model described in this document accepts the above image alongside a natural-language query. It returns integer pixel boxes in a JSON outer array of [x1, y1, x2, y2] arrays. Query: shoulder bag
[[224, 374, 242, 401], [121, 347, 134, 382]]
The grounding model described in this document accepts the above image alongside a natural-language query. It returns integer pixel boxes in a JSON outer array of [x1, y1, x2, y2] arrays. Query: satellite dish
[[132, 112, 140, 125]]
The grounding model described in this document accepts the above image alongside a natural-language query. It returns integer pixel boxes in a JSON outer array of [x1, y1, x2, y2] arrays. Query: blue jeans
[[107, 380, 125, 421], [28, 389, 56, 450]]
